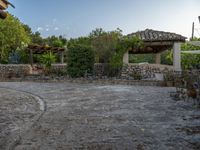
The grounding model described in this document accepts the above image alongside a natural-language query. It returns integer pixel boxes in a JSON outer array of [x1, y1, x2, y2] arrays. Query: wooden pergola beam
[[0, 0, 8, 10], [27, 45, 66, 65]]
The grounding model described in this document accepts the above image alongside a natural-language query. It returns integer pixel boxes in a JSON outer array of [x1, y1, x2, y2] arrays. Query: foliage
[[181, 39, 200, 69], [67, 44, 95, 78], [89, 28, 107, 38], [172, 70, 200, 105], [163, 71, 175, 82], [39, 52, 56, 69], [161, 50, 173, 65], [91, 28, 122, 63], [129, 54, 155, 64], [0, 14, 30, 63], [110, 36, 143, 68], [44, 35, 67, 47], [31, 31, 44, 45], [67, 37, 91, 48], [8, 51, 21, 64]]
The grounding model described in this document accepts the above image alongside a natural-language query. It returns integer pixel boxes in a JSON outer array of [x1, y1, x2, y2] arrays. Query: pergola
[[123, 29, 186, 71], [27, 44, 65, 66]]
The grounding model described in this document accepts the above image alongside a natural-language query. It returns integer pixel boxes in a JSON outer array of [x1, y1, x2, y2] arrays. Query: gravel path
[[0, 82, 200, 150]]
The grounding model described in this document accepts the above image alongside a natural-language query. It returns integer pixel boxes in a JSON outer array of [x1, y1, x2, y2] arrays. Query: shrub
[[67, 44, 95, 78], [39, 52, 56, 73]]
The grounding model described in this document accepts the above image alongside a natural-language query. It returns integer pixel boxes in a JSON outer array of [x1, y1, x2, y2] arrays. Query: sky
[[7, 0, 200, 39]]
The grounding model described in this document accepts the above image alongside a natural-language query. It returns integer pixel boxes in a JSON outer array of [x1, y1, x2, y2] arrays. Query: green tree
[[181, 39, 200, 69], [0, 14, 30, 63], [44, 35, 67, 47], [89, 28, 107, 38], [67, 37, 91, 48], [67, 44, 95, 78], [31, 31, 44, 45], [91, 28, 122, 63], [161, 50, 173, 65], [110, 36, 143, 69], [129, 54, 156, 64]]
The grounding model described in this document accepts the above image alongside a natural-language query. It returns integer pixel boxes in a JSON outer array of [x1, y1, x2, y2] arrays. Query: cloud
[[46, 28, 49, 32], [54, 27, 59, 31], [37, 27, 43, 31]]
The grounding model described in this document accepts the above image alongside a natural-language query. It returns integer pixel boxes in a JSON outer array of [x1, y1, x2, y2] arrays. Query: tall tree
[[0, 13, 30, 63], [90, 28, 122, 63], [31, 31, 44, 45]]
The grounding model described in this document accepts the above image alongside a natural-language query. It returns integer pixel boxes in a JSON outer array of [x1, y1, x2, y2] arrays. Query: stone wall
[[0, 63, 174, 81], [93, 63, 174, 80], [51, 64, 67, 73], [0, 64, 32, 78], [121, 64, 174, 80], [94, 63, 109, 76]]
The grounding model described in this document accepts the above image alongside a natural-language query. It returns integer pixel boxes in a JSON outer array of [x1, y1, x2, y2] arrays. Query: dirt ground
[[0, 82, 200, 150]]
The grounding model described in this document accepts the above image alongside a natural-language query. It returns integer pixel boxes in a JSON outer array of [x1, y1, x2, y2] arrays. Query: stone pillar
[[60, 52, 64, 64], [173, 42, 181, 71], [155, 53, 161, 64], [123, 51, 129, 64]]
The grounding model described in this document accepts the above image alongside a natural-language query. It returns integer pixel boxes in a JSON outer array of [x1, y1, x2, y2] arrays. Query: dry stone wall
[[121, 64, 174, 79], [0, 64, 32, 78]]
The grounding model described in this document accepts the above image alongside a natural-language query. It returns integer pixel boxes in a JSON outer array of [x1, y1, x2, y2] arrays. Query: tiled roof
[[127, 29, 186, 42]]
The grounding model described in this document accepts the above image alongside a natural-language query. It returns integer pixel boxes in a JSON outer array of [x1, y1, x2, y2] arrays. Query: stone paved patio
[[0, 82, 200, 150]]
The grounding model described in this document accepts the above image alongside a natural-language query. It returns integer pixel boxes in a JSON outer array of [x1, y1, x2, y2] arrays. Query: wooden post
[[29, 49, 33, 66], [60, 52, 64, 64], [155, 53, 161, 64]]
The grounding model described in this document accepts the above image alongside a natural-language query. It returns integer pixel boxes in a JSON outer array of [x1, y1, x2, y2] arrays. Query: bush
[[67, 44, 95, 78], [39, 52, 56, 74]]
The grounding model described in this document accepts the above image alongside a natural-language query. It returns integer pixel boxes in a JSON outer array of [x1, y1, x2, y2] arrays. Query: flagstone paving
[[0, 82, 199, 150]]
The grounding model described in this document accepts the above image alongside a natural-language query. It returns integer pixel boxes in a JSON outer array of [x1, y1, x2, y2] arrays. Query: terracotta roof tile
[[127, 29, 186, 42]]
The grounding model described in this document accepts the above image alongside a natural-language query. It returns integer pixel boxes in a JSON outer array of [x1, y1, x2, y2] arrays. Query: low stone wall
[[0, 63, 174, 81], [94, 63, 111, 76], [51, 64, 67, 73], [121, 64, 174, 79], [0, 64, 32, 78]]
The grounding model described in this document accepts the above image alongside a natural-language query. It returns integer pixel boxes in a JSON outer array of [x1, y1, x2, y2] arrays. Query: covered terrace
[[123, 29, 187, 71], [27, 44, 65, 66]]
